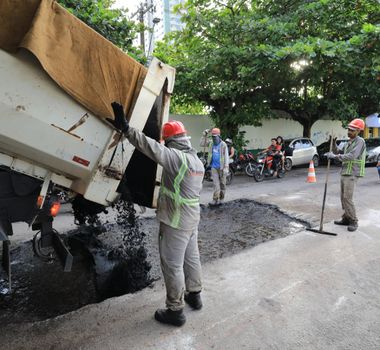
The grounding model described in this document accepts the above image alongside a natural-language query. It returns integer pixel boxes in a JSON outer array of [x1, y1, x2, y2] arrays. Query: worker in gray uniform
[[325, 118, 366, 232], [111, 102, 204, 327]]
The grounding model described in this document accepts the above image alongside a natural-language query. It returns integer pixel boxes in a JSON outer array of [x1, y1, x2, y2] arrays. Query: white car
[[284, 137, 319, 171], [366, 145, 380, 165]]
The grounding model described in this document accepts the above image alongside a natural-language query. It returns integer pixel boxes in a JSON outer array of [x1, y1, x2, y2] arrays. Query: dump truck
[[0, 0, 175, 289]]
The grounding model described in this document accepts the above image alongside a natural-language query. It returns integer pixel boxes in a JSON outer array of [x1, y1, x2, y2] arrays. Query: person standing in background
[[325, 118, 366, 232]]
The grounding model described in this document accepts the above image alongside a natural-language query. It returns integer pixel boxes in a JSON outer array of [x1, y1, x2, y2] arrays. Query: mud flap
[[33, 220, 73, 272]]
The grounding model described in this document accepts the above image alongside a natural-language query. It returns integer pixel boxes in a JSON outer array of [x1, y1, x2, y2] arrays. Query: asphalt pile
[[0, 198, 308, 324], [70, 197, 153, 300]]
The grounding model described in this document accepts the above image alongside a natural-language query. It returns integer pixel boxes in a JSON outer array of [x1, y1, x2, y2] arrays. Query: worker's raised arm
[[110, 102, 179, 172], [125, 127, 179, 171]]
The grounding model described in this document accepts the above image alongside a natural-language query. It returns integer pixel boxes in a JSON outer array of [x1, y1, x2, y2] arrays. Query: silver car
[[284, 137, 319, 171], [366, 146, 380, 164]]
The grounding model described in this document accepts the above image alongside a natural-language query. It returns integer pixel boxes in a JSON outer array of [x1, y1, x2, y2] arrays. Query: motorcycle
[[252, 152, 285, 182], [227, 151, 256, 177], [243, 152, 259, 177]]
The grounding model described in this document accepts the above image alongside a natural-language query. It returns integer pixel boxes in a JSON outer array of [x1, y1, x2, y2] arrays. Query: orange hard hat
[[348, 118, 365, 131], [162, 121, 187, 139], [211, 128, 221, 135]]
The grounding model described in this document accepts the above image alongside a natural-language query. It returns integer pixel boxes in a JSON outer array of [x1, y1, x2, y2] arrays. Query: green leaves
[[58, 0, 144, 62], [155, 0, 380, 137]]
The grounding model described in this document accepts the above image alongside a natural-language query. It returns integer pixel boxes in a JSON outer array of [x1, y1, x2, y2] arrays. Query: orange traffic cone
[[306, 160, 316, 183]]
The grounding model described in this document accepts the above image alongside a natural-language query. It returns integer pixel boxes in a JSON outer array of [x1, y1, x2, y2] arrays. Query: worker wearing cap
[[110, 102, 204, 327], [325, 118, 366, 232], [202, 128, 229, 206]]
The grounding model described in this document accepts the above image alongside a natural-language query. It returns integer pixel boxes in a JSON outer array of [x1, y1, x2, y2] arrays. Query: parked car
[[284, 137, 319, 171], [365, 138, 380, 165], [317, 139, 348, 165], [318, 137, 380, 165]]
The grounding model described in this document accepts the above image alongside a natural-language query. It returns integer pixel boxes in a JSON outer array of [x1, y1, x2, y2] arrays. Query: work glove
[[324, 152, 336, 159], [202, 129, 209, 136], [110, 102, 129, 133]]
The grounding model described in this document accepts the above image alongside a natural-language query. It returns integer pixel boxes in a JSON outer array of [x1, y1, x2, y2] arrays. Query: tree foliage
[[58, 0, 145, 62], [155, 0, 380, 138]]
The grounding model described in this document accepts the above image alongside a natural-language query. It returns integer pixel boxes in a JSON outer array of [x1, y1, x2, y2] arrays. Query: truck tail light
[[50, 202, 61, 217]]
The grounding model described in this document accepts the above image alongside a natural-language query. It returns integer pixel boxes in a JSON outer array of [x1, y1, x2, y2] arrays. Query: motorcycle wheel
[[203, 170, 212, 183], [226, 171, 234, 185], [245, 163, 256, 177], [254, 168, 264, 182], [277, 169, 286, 178]]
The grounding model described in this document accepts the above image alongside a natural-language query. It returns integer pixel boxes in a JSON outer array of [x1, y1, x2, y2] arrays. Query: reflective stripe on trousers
[[159, 222, 202, 311]]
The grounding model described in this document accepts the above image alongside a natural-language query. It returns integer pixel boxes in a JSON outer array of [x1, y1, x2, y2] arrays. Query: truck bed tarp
[[0, 0, 147, 120]]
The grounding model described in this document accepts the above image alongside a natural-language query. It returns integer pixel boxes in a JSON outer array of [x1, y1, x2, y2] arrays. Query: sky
[[112, 0, 140, 13]]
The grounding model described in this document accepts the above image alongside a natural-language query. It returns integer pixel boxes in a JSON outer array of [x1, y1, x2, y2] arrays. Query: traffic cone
[[306, 160, 316, 183]]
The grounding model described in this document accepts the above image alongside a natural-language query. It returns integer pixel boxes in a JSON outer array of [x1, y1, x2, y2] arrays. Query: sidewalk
[[2, 215, 380, 349]]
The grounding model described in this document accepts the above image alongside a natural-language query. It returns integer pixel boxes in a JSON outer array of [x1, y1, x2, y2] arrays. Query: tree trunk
[[303, 123, 311, 138]]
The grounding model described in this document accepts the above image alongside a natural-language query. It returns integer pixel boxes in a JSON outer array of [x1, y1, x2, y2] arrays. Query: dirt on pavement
[[0, 199, 308, 325]]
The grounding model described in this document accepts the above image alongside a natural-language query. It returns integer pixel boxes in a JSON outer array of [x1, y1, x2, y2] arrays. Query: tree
[[155, 0, 380, 138], [58, 0, 145, 63]]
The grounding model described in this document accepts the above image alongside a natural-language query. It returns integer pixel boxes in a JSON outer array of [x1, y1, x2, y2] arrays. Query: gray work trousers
[[159, 222, 202, 311], [211, 168, 226, 200], [340, 175, 358, 223]]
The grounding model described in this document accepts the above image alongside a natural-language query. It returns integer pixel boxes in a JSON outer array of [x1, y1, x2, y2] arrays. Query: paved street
[[1, 165, 380, 349]]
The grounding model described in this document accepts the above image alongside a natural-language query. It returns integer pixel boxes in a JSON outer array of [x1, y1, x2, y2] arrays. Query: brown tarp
[[0, 0, 147, 120]]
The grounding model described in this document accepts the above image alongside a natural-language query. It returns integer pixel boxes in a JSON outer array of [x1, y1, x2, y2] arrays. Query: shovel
[[306, 134, 338, 236]]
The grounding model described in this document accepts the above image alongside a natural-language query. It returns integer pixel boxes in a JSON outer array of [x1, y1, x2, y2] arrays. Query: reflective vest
[[342, 140, 366, 177], [159, 152, 200, 229]]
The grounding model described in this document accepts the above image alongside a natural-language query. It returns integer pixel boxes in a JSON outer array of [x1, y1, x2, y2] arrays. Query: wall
[[171, 114, 347, 151]]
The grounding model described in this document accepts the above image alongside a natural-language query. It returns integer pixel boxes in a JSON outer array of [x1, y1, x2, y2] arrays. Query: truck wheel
[[284, 158, 292, 171]]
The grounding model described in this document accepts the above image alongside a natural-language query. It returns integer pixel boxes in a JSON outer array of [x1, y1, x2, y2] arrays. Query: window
[[301, 139, 313, 148]]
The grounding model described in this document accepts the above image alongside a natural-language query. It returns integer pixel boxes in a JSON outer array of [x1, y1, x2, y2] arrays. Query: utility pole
[[131, 0, 155, 55]]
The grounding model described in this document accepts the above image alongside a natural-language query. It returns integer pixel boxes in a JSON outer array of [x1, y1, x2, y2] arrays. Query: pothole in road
[[0, 199, 309, 325]]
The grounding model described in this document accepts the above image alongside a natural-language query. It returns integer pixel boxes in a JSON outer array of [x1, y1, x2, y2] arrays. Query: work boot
[[154, 308, 186, 327], [209, 199, 220, 206], [185, 291, 203, 310], [334, 217, 350, 226], [347, 222, 358, 232]]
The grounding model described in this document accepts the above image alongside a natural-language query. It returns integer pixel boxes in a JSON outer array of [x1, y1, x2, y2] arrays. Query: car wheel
[[312, 155, 319, 167], [284, 158, 292, 171]]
